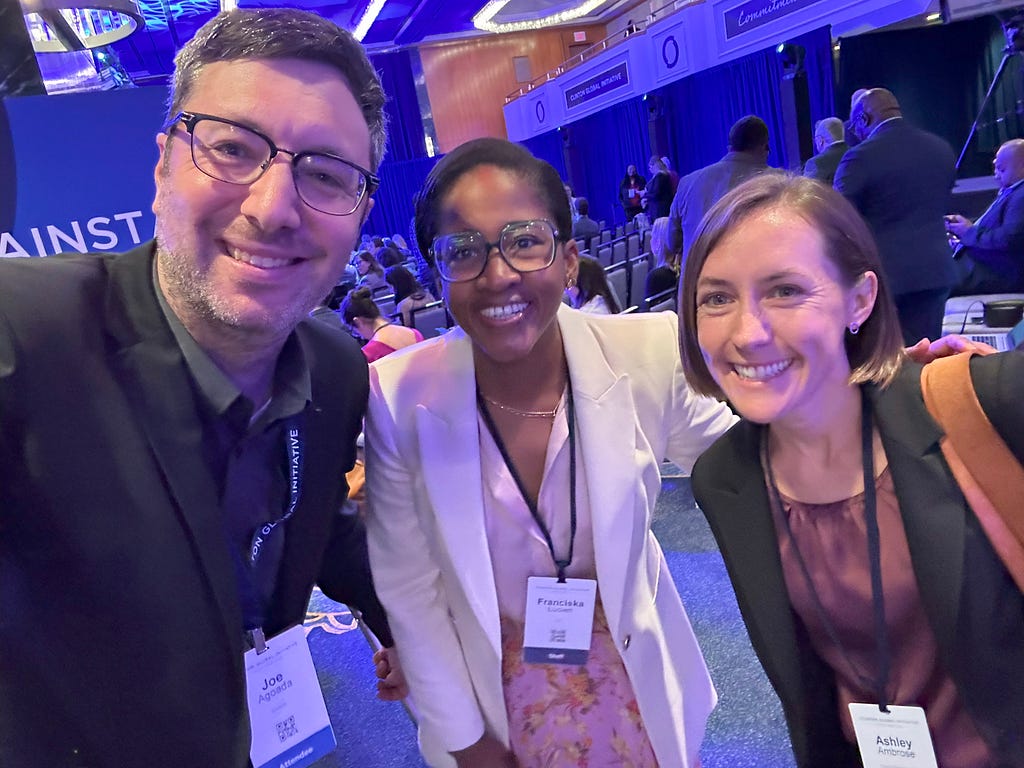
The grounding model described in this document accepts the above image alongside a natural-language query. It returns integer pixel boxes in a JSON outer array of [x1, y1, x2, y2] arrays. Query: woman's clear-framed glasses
[[431, 219, 562, 283], [165, 111, 379, 217]]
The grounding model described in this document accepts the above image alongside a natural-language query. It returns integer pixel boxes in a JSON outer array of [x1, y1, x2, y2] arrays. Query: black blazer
[[834, 119, 958, 296], [803, 140, 847, 186], [956, 182, 1024, 294], [0, 244, 390, 768], [692, 355, 1024, 768]]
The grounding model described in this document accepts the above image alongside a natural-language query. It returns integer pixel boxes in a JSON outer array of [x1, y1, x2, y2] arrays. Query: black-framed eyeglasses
[[165, 111, 379, 217], [431, 219, 562, 283]]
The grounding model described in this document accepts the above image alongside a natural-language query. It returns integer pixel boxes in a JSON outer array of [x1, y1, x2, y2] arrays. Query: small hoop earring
[[566, 278, 576, 289], [848, 322, 860, 335]]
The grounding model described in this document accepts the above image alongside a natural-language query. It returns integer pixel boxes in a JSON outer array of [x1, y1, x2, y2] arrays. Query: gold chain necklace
[[480, 394, 560, 419]]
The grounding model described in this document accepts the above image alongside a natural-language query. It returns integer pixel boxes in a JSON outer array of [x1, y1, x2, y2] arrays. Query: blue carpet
[[304, 473, 795, 767]]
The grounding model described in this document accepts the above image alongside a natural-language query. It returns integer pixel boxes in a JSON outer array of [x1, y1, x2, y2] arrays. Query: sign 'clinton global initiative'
[[564, 62, 629, 110], [723, 0, 824, 39]]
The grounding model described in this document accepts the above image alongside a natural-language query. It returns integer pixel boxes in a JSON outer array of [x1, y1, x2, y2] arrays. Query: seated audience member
[[680, 173, 1024, 768], [310, 290, 348, 333], [566, 255, 621, 314], [947, 138, 1024, 295], [377, 243, 405, 269], [355, 249, 388, 290], [341, 287, 424, 363], [645, 216, 679, 299], [571, 197, 601, 241], [364, 137, 739, 768], [803, 117, 848, 185], [390, 233, 412, 256], [384, 265, 436, 326]]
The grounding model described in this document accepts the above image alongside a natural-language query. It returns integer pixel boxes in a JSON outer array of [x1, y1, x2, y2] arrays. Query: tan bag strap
[[921, 353, 1024, 544]]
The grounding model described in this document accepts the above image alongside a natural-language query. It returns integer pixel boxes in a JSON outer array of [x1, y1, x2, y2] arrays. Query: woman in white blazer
[[363, 138, 736, 768]]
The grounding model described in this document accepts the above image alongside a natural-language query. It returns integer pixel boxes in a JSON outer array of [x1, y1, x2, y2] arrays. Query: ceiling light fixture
[[21, 0, 144, 52], [353, 0, 387, 40], [474, 0, 606, 33]]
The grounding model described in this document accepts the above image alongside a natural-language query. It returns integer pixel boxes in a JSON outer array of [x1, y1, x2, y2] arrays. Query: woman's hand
[[904, 335, 998, 364], [452, 734, 518, 768], [373, 646, 409, 701]]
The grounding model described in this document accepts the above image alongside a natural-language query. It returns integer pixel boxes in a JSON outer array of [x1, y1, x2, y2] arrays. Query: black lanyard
[[477, 383, 577, 583], [762, 393, 891, 712], [249, 416, 303, 566]]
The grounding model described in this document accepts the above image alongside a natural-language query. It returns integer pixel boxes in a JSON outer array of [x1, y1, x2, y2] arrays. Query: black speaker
[[779, 71, 813, 170]]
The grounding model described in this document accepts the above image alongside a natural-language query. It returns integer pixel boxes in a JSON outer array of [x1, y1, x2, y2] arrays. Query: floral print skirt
[[500, 603, 659, 767]]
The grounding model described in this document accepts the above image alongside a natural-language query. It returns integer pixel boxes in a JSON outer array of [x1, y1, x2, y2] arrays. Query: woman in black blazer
[[678, 174, 1024, 768]]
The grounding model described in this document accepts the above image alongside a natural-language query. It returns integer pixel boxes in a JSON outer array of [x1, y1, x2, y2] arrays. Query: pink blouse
[[479, 400, 658, 767], [360, 330, 423, 364], [773, 467, 991, 767]]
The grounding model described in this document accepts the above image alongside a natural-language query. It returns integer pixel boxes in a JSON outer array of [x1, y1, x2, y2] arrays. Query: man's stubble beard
[[153, 211, 330, 343]]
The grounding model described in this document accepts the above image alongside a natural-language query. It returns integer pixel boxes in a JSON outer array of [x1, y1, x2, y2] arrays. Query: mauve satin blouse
[[773, 467, 991, 767]]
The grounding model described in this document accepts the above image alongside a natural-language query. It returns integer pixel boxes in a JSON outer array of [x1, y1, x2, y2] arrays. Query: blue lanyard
[[249, 417, 303, 565]]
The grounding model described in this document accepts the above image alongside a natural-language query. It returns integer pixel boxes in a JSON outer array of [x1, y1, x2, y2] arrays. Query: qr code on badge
[[276, 715, 298, 742]]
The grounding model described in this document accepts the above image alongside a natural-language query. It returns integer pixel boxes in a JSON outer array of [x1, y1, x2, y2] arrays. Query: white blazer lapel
[[415, 330, 502, 659], [560, 309, 640, 635]]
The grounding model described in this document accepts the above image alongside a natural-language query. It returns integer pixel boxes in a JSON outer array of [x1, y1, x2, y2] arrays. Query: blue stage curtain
[[365, 155, 440, 239], [654, 25, 834, 176], [564, 97, 652, 227], [838, 15, 1022, 178], [521, 130, 568, 180], [370, 50, 427, 163]]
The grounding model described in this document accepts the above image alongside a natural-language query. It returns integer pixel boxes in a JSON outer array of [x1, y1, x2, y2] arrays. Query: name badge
[[848, 703, 938, 768], [523, 576, 596, 665], [245, 624, 336, 768]]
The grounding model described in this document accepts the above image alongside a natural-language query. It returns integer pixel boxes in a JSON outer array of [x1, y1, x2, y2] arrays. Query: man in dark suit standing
[[668, 115, 772, 261], [0, 10, 403, 768], [803, 117, 847, 185], [947, 138, 1024, 295], [835, 88, 958, 344]]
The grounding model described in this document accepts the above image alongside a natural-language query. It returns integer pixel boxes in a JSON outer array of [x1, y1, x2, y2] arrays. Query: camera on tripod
[[1001, 10, 1024, 53]]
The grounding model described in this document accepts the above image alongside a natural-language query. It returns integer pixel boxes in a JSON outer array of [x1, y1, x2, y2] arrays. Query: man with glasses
[[0, 9, 403, 768]]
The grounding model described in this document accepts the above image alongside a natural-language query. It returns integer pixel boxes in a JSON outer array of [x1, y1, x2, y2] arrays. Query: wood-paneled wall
[[421, 25, 605, 153]]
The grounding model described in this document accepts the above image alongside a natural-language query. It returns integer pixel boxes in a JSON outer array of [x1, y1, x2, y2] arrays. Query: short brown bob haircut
[[679, 174, 904, 398]]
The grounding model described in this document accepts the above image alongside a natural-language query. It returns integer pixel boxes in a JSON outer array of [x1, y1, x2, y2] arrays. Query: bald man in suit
[[947, 138, 1024, 295], [834, 88, 957, 344], [803, 117, 847, 185]]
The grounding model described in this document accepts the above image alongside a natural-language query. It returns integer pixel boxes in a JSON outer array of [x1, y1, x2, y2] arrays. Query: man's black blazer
[[693, 354, 1024, 768], [834, 119, 958, 297], [803, 140, 847, 186], [0, 243, 390, 768], [955, 182, 1024, 294]]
